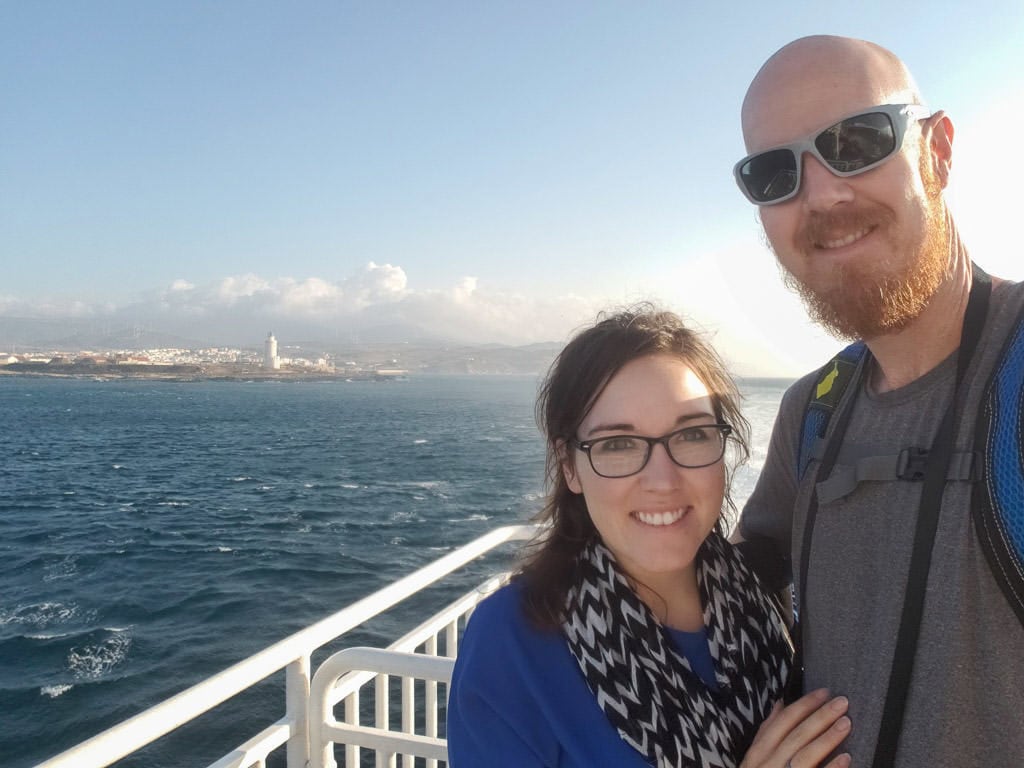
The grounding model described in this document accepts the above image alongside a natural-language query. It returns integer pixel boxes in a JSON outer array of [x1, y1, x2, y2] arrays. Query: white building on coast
[[263, 333, 280, 370]]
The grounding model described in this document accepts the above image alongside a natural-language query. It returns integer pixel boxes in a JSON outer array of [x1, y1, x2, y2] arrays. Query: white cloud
[[342, 262, 408, 309], [216, 273, 273, 303], [0, 295, 112, 319], [452, 276, 478, 302], [275, 277, 340, 312], [0, 262, 610, 350]]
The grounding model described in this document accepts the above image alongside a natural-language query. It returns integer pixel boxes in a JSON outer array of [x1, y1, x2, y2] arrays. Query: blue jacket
[[447, 581, 715, 767]]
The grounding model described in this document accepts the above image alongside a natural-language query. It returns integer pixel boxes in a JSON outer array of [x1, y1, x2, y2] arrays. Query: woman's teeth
[[634, 508, 686, 526]]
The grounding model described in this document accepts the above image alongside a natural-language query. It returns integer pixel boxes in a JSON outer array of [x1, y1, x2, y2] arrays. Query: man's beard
[[776, 168, 950, 341]]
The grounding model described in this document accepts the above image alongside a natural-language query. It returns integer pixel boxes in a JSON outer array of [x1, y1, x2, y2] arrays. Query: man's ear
[[558, 440, 583, 494], [924, 110, 954, 188]]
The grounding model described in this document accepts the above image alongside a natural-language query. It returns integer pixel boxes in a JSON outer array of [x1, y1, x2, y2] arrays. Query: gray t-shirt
[[740, 278, 1024, 766]]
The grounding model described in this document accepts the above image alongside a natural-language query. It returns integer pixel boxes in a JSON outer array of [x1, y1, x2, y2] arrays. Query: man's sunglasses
[[733, 103, 931, 205]]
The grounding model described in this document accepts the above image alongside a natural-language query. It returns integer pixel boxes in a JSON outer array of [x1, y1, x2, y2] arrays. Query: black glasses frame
[[573, 423, 732, 479]]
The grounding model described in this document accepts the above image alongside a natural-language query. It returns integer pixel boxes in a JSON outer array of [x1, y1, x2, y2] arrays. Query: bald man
[[733, 36, 1024, 767]]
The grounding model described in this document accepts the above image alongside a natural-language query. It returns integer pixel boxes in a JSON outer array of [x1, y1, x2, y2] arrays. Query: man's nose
[[800, 154, 855, 211]]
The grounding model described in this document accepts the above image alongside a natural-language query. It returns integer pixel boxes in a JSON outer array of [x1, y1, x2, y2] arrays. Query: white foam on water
[[0, 602, 79, 629], [25, 630, 74, 640], [41, 684, 73, 698], [341, 484, 359, 489], [413, 439, 428, 444], [157, 501, 190, 507], [68, 629, 132, 681]]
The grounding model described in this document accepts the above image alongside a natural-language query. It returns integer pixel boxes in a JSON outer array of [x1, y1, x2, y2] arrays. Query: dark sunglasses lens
[[815, 112, 896, 173], [740, 148, 798, 203]]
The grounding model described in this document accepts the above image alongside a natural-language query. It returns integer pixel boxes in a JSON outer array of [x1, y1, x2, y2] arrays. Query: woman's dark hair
[[518, 304, 751, 630]]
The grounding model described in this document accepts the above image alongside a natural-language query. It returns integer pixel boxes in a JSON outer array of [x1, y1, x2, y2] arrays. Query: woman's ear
[[557, 440, 583, 494]]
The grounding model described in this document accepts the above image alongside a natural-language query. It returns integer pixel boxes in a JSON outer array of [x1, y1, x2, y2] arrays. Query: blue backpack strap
[[798, 341, 868, 481], [972, 306, 1024, 626]]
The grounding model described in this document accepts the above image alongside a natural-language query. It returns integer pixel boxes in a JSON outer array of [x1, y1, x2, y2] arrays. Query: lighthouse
[[263, 332, 280, 370]]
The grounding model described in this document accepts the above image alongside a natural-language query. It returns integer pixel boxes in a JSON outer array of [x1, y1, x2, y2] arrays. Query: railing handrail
[[36, 523, 538, 768]]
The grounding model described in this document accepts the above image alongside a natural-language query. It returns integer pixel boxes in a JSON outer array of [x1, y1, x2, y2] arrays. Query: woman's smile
[[632, 506, 689, 527]]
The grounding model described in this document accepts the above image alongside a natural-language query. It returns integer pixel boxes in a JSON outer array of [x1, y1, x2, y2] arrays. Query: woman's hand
[[739, 688, 851, 768]]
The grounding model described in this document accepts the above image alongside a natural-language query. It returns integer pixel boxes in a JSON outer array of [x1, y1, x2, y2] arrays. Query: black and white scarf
[[562, 532, 791, 768]]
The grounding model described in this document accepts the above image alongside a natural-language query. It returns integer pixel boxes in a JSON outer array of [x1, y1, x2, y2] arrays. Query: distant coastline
[[0, 338, 564, 377], [0, 361, 407, 382]]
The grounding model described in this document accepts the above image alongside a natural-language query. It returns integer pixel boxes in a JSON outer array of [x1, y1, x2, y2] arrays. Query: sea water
[[0, 374, 790, 767]]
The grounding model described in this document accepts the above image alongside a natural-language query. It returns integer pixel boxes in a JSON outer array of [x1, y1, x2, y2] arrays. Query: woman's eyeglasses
[[573, 423, 732, 479], [734, 103, 931, 205]]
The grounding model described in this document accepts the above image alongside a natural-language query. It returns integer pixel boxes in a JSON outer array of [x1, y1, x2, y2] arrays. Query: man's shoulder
[[993, 274, 1024, 312], [973, 275, 1024, 374], [778, 356, 840, 419]]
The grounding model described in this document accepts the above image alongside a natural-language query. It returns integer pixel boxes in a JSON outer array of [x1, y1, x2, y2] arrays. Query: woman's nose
[[639, 442, 680, 488]]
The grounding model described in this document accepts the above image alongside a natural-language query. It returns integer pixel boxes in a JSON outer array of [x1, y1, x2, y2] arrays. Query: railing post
[[286, 655, 312, 768], [425, 635, 439, 768]]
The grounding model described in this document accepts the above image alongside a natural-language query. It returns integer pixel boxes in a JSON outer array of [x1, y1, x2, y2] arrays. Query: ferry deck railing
[[36, 523, 539, 768]]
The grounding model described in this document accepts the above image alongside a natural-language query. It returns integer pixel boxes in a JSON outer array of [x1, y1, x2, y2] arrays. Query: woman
[[447, 307, 851, 768]]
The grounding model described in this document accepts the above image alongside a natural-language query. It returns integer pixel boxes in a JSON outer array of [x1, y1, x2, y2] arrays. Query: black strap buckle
[[897, 447, 930, 481]]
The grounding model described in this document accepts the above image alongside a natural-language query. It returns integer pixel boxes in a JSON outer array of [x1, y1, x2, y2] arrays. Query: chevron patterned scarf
[[562, 532, 791, 768]]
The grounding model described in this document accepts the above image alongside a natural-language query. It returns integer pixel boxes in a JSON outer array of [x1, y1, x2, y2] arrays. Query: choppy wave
[[0, 602, 83, 630], [41, 683, 73, 698], [67, 628, 132, 681]]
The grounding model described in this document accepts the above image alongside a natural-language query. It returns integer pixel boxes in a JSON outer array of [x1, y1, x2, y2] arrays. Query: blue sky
[[2, 1, 1022, 375]]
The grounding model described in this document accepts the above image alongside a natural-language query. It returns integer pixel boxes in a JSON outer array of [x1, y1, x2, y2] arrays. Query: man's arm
[[732, 379, 813, 596]]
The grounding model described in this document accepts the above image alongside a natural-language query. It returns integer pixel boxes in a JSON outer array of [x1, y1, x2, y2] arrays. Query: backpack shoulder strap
[[798, 341, 869, 481], [972, 302, 1024, 627]]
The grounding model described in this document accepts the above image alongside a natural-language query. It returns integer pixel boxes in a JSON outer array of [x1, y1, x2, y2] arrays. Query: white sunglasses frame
[[734, 103, 932, 205]]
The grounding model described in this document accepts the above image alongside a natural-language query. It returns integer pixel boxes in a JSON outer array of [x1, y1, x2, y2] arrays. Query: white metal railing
[[310, 648, 455, 768], [321, 572, 507, 768], [35, 524, 538, 768]]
